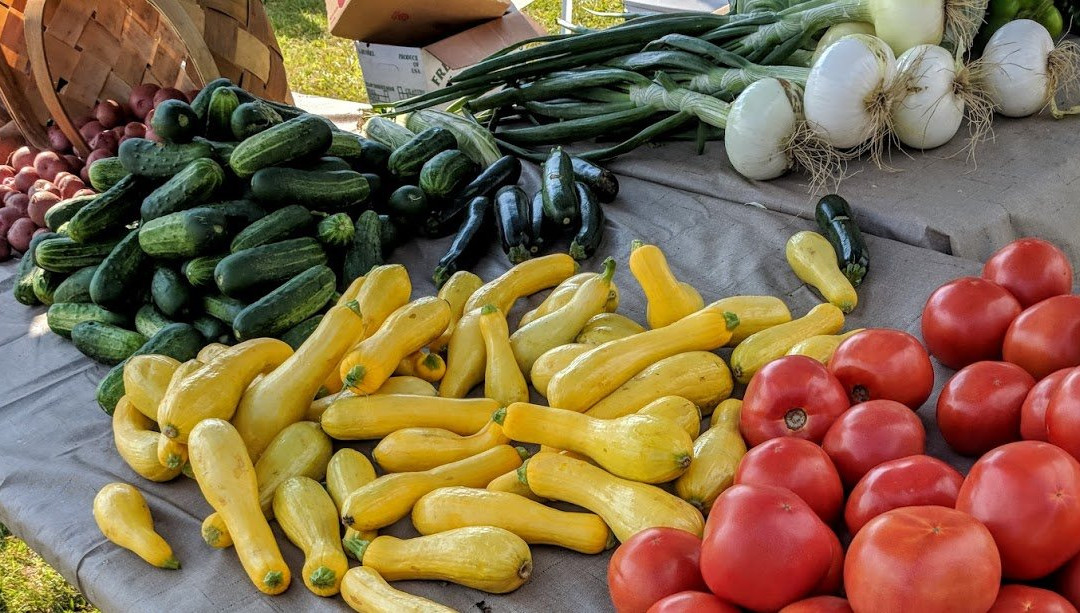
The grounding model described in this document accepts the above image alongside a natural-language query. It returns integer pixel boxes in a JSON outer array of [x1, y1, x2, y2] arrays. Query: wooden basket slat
[[202, 0, 246, 23], [46, 2, 89, 43], [234, 26, 269, 81], [78, 20, 122, 67], [94, 1, 126, 37]]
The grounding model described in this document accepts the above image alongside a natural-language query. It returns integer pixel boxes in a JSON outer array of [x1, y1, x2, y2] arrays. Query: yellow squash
[[154, 358, 205, 469], [196, 342, 231, 363], [478, 305, 529, 406], [341, 445, 523, 530], [93, 482, 179, 569], [112, 397, 182, 482], [395, 351, 446, 382], [355, 527, 532, 594], [188, 419, 290, 595], [710, 398, 743, 429], [523, 453, 704, 541], [706, 296, 793, 346], [374, 421, 509, 473], [730, 303, 845, 384], [518, 272, 620, 328], [413, 486, 613, 554], [499, 402, 692, 483], [305, 377, 437, 422], [355, 264, 413, 336], [487, 469, 544, 502], [787, 328, 865, 364], [675, 398, 746, 512], [321, 394, 497, 440], [786, 231, 858, 313], [428, 270, 483, 354], [326, 448, 378, 560], [340, 297, 451, 394], [586, 351, 733, 419], [529, 343, 592, 399], [629, 241, 704, 329], [510, 258, 616, 373], [576, 312, 645, 345], [122, 355, 179, 420], [547, 309, 740, 413], [637, 396, 701, 439], [341, 567, 456, 613], [201, 513, 231, 549], [338, 274, 366, 305], [273, 476, 349, 597], [233, 301, 365, 460]]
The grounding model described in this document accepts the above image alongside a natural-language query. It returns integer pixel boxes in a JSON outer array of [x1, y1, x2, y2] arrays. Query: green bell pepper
[[975, 0, 1064, 52]]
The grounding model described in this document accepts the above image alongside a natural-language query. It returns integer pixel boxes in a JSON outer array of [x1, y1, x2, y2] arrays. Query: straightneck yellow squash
[[478, 305, 529, 407], [675, 398, 746, 512], [585, 351, 733, 419], [354, 264, 412, 336], [629, 241, 704, 329], [428, 270, 482, 354], [305, 377, 437, 422], [575, 312, 645, 345], [122, 355, 179, 421], [338, 274, 366, 305], [529, 343, 592, 399], [373, 421, 510, 473], [705, 295, 793, 346], [730, 303, 845, 384], [636, 396, 701, 439], [786, 231, 858, 314], [786, 328, 865, 364], [273, 476, 349, 597], [112, 397, 182, 482], [321, 395, 497, 440], [341, 567, 457, 613], [93, 482, 179, 569], [325, 448, 378, 559]]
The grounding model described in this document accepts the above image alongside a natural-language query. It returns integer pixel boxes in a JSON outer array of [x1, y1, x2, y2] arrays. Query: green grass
[[0, 524, 98, 613]]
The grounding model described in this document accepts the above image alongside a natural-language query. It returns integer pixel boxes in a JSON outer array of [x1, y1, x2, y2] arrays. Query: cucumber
[[214, 238, 328, 298], [232, 265, 336, 341], [151, 99, 200, 143], [118, 138, 213, 178], [363, 116, 415, 149], [87, 157, 129, 192], [378, 214, 401, 256], [200, 199, 268, 229], [181, 254, 226, 288], [419, 150, 477, 199], [90, 229, 147, 310], [342, 210, 383, 285], [207, 88, 241, 140], [95, 323, 204, 415], [816, 194, 869, 288], [151, 266, 194, 317], [541, 147, 579, 227], [195, 138, 239, 167], [32, 269, 65, 305], [189, 77, 234, 119], [360, 173, 383, 197], [12, 232, 59, 305], [571, 157, 619, 203], [53, 265, 98, 303], [230, 101, 283, 140], [569, 182, 605, 261], [250, 168, 370, 212], [230, 205, 314, 253], [46, 302, 128, 338], [280, 315, 322, 350], [66, 174, 149, 242], [433, 196, 492, 289], [193, 315, 233, 345], [305, 156, 353, 172], [202, 294, 248, 326], [422, 155, 521, 238], [527, 191, 545, 255], [45, 194, 97, 232], [72, 321, 147, 365], [317, 213, 354, 249], [328, 132, 392, 171], [134, 304, 175, 337], [35, 236, 120, 273], [494, 186, 532, 265], [387, 185, 429, 219], [138, 207, 229, 259], [140, 158, 225, 220], [229, 115, 333, 178], [387, 127, 456, 178]]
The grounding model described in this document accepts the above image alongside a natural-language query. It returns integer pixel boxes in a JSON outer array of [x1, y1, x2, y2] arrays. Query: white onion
[[812, 22, 876, 66], [725, 78, 799, 181], [980, 19, 1058, 118], [867, 0, 945, 55], [892, 44, 965, 149]]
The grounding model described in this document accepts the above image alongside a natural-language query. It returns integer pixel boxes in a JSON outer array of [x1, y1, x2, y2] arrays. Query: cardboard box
[[354, 6, 544, 105], [327, 0, 512, 46], [623, 0, 728, 14]]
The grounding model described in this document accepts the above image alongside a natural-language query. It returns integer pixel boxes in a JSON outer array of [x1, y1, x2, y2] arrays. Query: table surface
[[0, 111, 1076, 612]]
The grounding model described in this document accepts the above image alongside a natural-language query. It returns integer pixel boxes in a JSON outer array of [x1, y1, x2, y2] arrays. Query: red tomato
[[844, 505, 1001, 613], [821, 399, 926, 487], [646, 592, 740, 613], [608, 528, 707, 613], [1022, 368, 1075, 441], [1047, 370, 1080, 461], [1003, 296, 1080, 380], [828, 329, 934, 409], [1057, 553, 1080, 608], [734, 437, 844, 523], [701, 484, 835, 611], [844, 455, 964, 535], [813, 530, 844, 596], [936, 361, 1035, 456], [988, 584, 1077, 613], [921, 277, 1022, 369], [740, 356, 849, 446], [779, 596, 854, 613], [956, 441, 1080, 579], [983, 238, 1073, 308]]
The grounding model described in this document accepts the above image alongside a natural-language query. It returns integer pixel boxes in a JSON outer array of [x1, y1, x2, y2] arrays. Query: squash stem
[[600, 257, 617, 281], [492, 407, 507, 425], [722, 311, 741, 331], [263, 570, 284, 589], [516, 460, 531, 486], [310, 566, 336, 588], [159, 556, 181, 570]]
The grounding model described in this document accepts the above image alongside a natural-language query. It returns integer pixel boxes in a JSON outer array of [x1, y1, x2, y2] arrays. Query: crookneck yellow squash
[[730, 302, 845, 384], [122, 354, 179, 421], [675, 398, 746, 512], [93, 482, 179, 569], [320, 394, 497, 440], [636, 396, 702, 440], [786, 230, 858, 314], [373, 420, 510, 473], [273, 476, 349, 597], [787, 328, 865, 364], [585, 351, 733, 419], [575, 312, 645, 346], [428, 270, 483, 354], [487, 468, 544, 502], [529, 343, 592, 399], [112, 397, 182, 482], [305, 376, 437, 422], [325, 448, 378, 560], [201, 512, 232, 549], [340, 566, 456, 613], [705, 295, 793, 346], [394, 351, 446, 382], [629, 241, 704, 329], [478, 305, 529, 407], [518, 271, 619, 327], [154, 357, 204, 469]]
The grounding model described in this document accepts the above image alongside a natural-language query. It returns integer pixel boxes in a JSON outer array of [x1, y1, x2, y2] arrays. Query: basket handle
[[0, 58, 50, 151], [24, 0, 221, 158]]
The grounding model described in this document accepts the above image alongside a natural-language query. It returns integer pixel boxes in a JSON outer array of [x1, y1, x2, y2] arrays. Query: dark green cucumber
[[90, 229, 147, 310], [53, 265, 98, 304], [192, 315, 232, 345], [419, 150, 477, 200], [202, 294, 248, 326], [12, 232, 59, 305], [317, 213, 354, 249], [569, 182, 605, 261], [32, 269, 65, 305], [494, 186, 532, 265], [433, 196, 492, 289], [229, 115, 333, 178], [250, 168, 369, 211], [342, 210, 383, 285], [118, 138, 213, 178], [134, 304, 175, 337], [527, 191, 545, 255], [66, 174, 149, 242], [305, 156, 353, 172], [181, 254, 226, 288], [571, 157, 619, 203], [230, 205, 314, 253], [360, 173, 383, 198], [151, 266, 194, 318], [195, 138, 239, 166], [207, 88, 241, 140], [280, 315, 322, 350], [140, 158, 225, 220], [215, 238, 328, 298], [378, 214, 401, 256], [387, 127, 456, 178], [422, 155, 521, 238], [87, 157, 129, 192], [45, 194, 97, 232], [152, 99, 200, 144], [387, 185, 429, 219], [35, 236, 120, 273], [328, 132, 391, 171], [541, 147, 579, 227], [200, 199, 268, 229], [189, 77, 234, 119], [230, 101, 283, 140], [139, 207, 229, 259], [71, 321, 147, 366], [815, 194, 869, 288], [46, 302, 128, 338], [232, 265, 336, 341], [95, 323, 204, 415]]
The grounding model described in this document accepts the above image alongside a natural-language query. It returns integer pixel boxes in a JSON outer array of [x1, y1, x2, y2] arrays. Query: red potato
[[153, 87, 187, 107], [62, 154, 81, 171], [94, 99, 125, 129], [53, 171, 73, 184], [0, 185, 14, 200], [0, 165, 15, 181], [4, 190, 26, 207], [0, 235, 9, 260], [28, 180, 59, 199], [90, 130, 119, 154], [0, 205, 21, 233], [10, 146, 37, 169], [32, 227, 48, 237], [57, 175, 86, 199], [124, 122, 147, 138], [73, 115, 93, 129], [84, 149, 113, 169], [7, 217, 35, 252], [72, 188, 95, 197], [1, 178, 13, 189], [28, 191, 60, 226], [78, 120, 104, 144], [5, 194, 28, 216], [12, 167, 39, 192], [34, 151, 71, 182], [47, 124, 72, 152], [129, 84, 160, 120]]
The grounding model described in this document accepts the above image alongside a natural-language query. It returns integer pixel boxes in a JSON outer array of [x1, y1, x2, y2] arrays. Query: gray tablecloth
[[0, 116, 1068, 612]]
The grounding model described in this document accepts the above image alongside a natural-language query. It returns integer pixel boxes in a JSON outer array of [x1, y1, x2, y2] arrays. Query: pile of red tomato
[[607, 238, 1080, 613]]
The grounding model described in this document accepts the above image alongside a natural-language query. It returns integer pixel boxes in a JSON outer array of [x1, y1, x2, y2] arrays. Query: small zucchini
[[815, 194, 869, 287], [93, 483, 179, 569], [422, 155, 522, 239], [786, 230, 858, 313], [569, 182, 604, 261], [495, 186, 532, 265], [541, 147, 579, 227], [527, 191, 545, 254], [571, 157, 619, 203], [432, 196, 492, 289]]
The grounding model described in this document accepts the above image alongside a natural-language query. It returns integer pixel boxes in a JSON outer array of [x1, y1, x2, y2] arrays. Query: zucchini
[[387, 127, 456, 178], [569, 182, 605, 261], [387, 185, 429, 219], [90, 229, 147, 310], [118, 138, 213, 178], [35, 236, 120, 273], [181, 254, 226, 288], [316, 213, 354, 249], [230, 205, 314, 253], [12, 232, 59, 305], [207, 88, 241, 140], [202, 294, 248, 326], [815, 194, 869, 288], [138, 207, 229, 259], [200, 199, 268, 229], [189, 77, 234, 120], [419, 150, 477, 199], [215, 238, 328, 298], [151, 266, 194, 317], [32, 269, 65, 305], [433, 196, 492, 289], [280, 315, 322, 350], [151, 100, 199, 144], [134, 304, 175, 338], [494, 186, 532, 265], [192, 315, 232, 345], [422, 155, 521, 238], [71, 321, 147, 366], [140, 158, 225, 220], [229, 101, 283, 140], [363, 116, 414, 149], [66, 174, 149, 243], [571, 157, 619, 203], [232, 265, 336, 341], [45, 194, 97, 232], [527, 191, 545, 255], [87, 157, 129, 192], [229, 115, 333, 178], [541, 147, 579, 227], [95, 323, 204, 415], [250, 168, 369, 212], [53, 265, 98, 303], [46, 302, 128, 338], [342, 210, 383, 284]]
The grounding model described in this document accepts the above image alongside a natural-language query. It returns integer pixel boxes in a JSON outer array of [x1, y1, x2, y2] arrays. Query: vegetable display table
[[0, 120, 1061, 611]]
